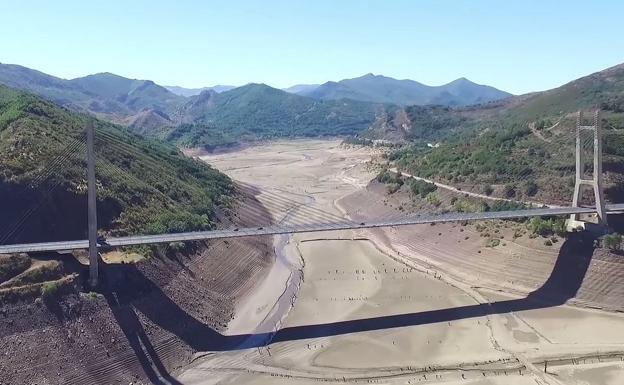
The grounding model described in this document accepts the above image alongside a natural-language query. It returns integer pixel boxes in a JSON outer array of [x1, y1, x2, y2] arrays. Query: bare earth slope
[[0, 196, 274, 385]]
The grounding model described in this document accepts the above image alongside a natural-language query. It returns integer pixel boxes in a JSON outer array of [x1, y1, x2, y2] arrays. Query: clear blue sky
[[1, 0, 623, 94]]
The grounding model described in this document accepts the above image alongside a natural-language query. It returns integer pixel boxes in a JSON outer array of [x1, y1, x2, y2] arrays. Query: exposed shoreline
[[178, 139, 624, 385]]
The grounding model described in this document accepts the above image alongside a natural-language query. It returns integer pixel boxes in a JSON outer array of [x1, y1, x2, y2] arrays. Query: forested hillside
[[166, 83, 385, 149], [0, 85, 234, 244], [386, 63, 624, 204]]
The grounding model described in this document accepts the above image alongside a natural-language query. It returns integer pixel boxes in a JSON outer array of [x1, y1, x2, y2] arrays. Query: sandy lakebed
[[176, 139, 624, 385]]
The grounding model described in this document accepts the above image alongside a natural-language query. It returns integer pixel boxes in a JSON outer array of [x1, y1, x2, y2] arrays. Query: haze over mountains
[[165, 85, 236, 97]]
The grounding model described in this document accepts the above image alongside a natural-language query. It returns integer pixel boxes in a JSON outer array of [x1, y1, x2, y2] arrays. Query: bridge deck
[[1, 204, 622, 254]]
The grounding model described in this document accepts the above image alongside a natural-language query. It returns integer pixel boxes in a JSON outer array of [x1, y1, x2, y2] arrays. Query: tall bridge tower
[[567, 110, 607, 230], [86, 120, 99, 288]]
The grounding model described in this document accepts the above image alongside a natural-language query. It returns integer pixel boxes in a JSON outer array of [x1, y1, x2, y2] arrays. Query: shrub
[[168, 241, 187, 252], [503, 184, 517, 198], [487, 200, 526, 212], [386, 183, 401, 194], [426, 193, 442, 207], [603, 233, 623, 251], [41, 280, 63, 298], [529, 217, 566, 237], [376, 169, 403, 186], [486, 238, 501, 247], [483, 185, 494, 196], [409, 178, 437, 198], [524, 181, 539, 197]]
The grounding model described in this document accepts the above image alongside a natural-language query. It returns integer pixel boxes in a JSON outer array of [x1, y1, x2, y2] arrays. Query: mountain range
[[291, 73, 512, 106], [364, 62, 624, 144], [2, 61, 622, 157], [382, 62, 624, 204], [0, 63, 512, 143], [1, 59, 623, 205]]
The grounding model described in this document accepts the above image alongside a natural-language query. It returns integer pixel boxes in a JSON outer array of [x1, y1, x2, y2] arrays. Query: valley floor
[[177, 139, 624, 385]]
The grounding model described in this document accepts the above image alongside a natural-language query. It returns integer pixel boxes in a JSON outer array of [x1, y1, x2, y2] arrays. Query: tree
[[503, 184, 517, 198], [524, 181, 538, 197], [409, 178, 437, 198], [603, 233, 623, 252]]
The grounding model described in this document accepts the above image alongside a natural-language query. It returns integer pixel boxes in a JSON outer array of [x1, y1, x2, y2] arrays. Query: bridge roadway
[[1, 204, 623, 254]]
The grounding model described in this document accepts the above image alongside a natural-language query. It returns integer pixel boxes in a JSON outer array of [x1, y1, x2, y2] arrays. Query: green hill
[[0, 64, 391, 149], [167, 83, 386, 150], [0, 85, 234, 245], [0, 63, 184, 125], [387, 63, 624, 204], [70, 73, 184, 113]]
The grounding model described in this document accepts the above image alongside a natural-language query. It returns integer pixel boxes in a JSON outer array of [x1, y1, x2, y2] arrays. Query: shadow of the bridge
[[101, 231, 595, 382]]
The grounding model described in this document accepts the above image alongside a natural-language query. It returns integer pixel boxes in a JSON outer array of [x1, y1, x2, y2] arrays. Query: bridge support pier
[[566, 110, 607, 232], [86, 120, 99, 288]]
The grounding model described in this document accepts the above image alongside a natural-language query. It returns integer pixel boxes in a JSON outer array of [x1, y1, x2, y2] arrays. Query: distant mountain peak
[[301, 73, 511, 106], [450, 77, 470, 83], [77, 72, 130, 81]]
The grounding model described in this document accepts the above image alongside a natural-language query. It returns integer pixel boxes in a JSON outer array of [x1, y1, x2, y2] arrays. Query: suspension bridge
[[0, 111, 619, 287], [0, 205, 622, 255]]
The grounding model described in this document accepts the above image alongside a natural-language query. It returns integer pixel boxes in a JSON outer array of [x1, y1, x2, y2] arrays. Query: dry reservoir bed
[[177, 139, 624, 385]]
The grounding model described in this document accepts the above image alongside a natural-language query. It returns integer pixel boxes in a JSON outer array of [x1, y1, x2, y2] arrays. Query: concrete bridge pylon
[[567, 110, 607, 231]]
